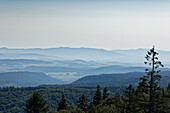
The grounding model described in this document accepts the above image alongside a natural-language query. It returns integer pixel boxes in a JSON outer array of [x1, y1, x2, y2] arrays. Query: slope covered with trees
[[72, 71, 170, 87], [0, 47, 170, 113], [47, 47, 170, 113], [0, 72, 63, 87], [0, 86, 122, 112]]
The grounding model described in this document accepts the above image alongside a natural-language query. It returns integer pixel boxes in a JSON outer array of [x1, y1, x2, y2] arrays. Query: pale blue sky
[[0, 0, 170, 50]]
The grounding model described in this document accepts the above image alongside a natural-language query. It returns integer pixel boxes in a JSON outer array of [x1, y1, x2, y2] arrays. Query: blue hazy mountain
[[22, 65, 170, 75], [0, 71, 64, 87], [71, 71, 170, 87], [0, 47, 170, 66], [0, 47, 124, 62], [0, 47, 170, 86]]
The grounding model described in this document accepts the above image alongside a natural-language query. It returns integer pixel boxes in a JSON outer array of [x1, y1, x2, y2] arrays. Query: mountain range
[[1, 47, 170, 66], [0, 71, 64, 87], [71, 71, 170, 87], [0, 47, 169, 87]]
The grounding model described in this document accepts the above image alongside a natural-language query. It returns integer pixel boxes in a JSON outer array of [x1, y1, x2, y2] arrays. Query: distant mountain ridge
[[0, 47, 170, 85], [0, 70, 169, 87], [0, 71, 63, 87], [0, 47, 170, 66], [71, 71, 170, 87], [24, 65, 170, 75]]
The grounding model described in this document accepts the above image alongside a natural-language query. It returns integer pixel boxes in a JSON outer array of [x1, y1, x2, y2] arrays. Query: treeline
[[23, 47, 170, 113], [0, 47, 170, 112], [23, 83, 170, 113], [0, 86, 124, 112]]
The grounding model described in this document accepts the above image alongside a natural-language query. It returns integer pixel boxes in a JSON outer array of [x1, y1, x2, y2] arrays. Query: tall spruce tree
[[144, 46, 164, 113], [103, 87, 109, 100], [76, 94, 88, 111], [23, 91, 49, 113], [93, 85, 102, 106], [57, 94, 67, 111]]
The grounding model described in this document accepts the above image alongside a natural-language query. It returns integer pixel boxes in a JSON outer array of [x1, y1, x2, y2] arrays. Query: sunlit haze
[[1, 0, 170, 50]]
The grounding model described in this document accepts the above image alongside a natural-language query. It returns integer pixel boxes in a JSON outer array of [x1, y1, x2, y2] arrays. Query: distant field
[[46, 72, 82, 83]]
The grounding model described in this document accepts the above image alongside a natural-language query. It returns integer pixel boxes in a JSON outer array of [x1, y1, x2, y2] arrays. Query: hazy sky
[[0, 0, 170, 50]]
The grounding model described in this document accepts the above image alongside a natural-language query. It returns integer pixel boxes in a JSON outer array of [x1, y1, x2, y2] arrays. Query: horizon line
[[0, 46, 165, 51]]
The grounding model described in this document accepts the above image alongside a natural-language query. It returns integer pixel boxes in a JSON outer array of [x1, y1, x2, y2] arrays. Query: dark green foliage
[[167, 82, 170, 90], [93, 85, 102, 106], [23, 91, 49, 113], [137, 76, 149, 94], [164, 84, 170, 112], [144, 46, 164, 113], [1, 47, 170, 113], [87, 102, 96, 113], [49, 106, 84, 113], [103, 87, 109, 100], [124, 84, 134, 103], [95, 104, 118, 113], [0, 87, 94, 112], [135, 76, 149, 112], [124, 84, 136, 113], [0, 82, 169, 113], [57, 94, 67, 111], [76, 94, 88, 111], [0, 86, 122, 112], [102, 94, 125, 113]]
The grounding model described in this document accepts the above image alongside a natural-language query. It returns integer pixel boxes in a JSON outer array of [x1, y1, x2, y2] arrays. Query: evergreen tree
[[113, 94, 126, 113], [155, 88, 168, 112], [144, 46, 164, 113], [135, 76, 149, 112], [124, 84, 133, 104], [164, 82, 170, 112], [23, 91, 49, 113], [93, 85, 102, 106], [76, 94, 88, 111], [87, 102, 96, 113], [57, 94, 67, 111], [137, 76, 149, 94], [103, 87, 109, 100], [167, 82, 170, 90], [124, 84, 136, 113]]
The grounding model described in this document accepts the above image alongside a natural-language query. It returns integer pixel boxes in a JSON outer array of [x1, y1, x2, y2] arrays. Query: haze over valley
[[1, 0, 170, 112], [0, 47, 170, 87], [1, 0, 170, 87]]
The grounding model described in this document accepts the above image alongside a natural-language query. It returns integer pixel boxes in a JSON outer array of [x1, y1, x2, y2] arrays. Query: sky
[[0, 0, 170, 50]]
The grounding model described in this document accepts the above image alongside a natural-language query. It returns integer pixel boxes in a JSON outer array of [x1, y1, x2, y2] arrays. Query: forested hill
[[1, 71, 169, 88], [72, 71, 170, 87], [0, 72, 63, 87], [0, 86, 124, 113]]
